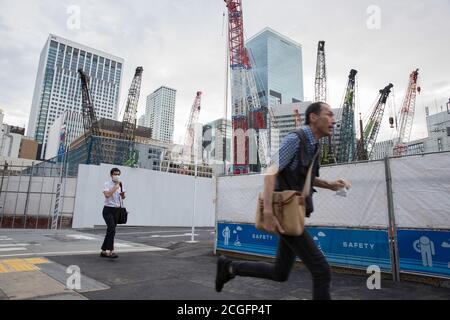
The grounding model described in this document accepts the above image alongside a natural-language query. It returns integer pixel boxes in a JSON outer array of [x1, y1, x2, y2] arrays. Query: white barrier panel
[[309, 161, 389, 228], [217, 160, 390, 228], [390, 153, 450, 229], [73, 164, 215, 228]]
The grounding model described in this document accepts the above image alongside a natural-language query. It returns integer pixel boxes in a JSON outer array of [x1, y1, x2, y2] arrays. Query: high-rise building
[[28, 34, 124, 159], [145, 86, 176, 143], [246, 27, 304, 109], [269, 103, 341, 158], [1, 109, 38, 160]]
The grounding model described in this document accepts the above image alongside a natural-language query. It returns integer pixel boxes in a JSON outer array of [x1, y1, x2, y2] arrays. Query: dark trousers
[[230, 230, 331, 300], [101, 206, 118, 251]]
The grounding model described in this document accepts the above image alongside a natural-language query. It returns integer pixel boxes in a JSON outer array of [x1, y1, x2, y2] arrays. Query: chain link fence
[[0, 161, 76, 229]]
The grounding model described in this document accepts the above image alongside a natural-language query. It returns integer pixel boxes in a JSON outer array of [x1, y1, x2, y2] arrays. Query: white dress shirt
[[103, 180, 124, 208]]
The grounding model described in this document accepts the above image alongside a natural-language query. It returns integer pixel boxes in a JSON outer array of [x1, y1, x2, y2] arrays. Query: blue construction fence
[[216, 222, 450, 279]]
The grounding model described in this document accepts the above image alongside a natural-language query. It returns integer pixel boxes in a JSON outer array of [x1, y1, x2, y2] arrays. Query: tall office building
[[145, 86, 177, 143], [246, 27, 304, 108], [28, 34, 124, 159]]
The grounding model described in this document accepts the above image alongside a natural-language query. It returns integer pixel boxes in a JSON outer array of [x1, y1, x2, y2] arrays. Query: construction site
[[0, 0, 449, 302]]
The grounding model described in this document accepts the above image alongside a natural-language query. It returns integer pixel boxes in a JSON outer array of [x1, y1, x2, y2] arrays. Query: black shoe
[[215, 255, 234, 292], [109, 252, 119, 259], [100, 252, 109, 258]]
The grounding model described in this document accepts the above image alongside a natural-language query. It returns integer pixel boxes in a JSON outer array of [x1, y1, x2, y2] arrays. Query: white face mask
[[112, 175, 120, 183]]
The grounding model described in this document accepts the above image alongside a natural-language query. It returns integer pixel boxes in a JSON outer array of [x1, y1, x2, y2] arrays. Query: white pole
[[187, 131, 198, 243]]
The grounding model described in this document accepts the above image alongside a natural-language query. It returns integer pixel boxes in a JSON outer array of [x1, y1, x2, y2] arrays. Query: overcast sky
[[0, 0, 449, 143]]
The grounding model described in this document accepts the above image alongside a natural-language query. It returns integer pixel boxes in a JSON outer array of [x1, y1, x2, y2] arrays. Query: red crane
[[393, 69, 420, 156], [224, 0, 268, 174]]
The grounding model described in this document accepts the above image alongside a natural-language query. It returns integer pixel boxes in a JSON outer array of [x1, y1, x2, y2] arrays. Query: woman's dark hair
[[110, 168, 121, 175], [305, 102, 325, 125]]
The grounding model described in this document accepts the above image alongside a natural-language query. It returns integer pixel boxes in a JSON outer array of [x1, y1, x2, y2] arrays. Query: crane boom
[[182, 91, 202, 163], [122, 67, 144, 141], [356, 83, 393, 160], [78, 69, 102, 164], [121, 67, 144, 166], [336, 69, 358, 163], [394, 69, 420, 156], [315, 41, 327, 102], [294, 109, 301, 129], [314, 41, 335, 164]]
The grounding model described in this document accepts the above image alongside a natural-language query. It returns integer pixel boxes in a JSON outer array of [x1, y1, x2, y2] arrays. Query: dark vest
[[275, 129, 320, 217]]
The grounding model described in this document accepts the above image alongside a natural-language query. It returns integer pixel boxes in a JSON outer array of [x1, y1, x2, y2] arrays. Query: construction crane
[[181, 91, 202, 164], [293, 109, 302, 129], [314, 41, 335, 164], [121, 67, 144, 166], [393, 69, 420, 156], [78, 69, 102, 164], [356, 83, 393, 160], [315, 41, 327, 102], [224, 0, 269, 174], [336, 69, 358, 163]]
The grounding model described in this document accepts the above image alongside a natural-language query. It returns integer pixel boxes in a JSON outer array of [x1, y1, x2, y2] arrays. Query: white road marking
[[66, 235, 99, 240], [117, 229, 212, 235], [0, 247, 27, 252], [148, 233, 199, 238], [0, 246, 167, 258], [0, 244, 30, 247], [114, 243, 132, 248]]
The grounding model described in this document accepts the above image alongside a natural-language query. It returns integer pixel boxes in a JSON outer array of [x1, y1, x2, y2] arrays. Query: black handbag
[[117, 183, 128, 224]]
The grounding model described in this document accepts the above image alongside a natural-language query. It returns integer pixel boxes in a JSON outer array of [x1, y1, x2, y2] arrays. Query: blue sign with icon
[[216, 222, 391, 271], [397, 229, 450, 278]]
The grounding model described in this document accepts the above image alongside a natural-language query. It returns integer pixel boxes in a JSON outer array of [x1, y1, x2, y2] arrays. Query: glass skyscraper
[[28, 34, 124, 159], [246, 27, 304, 108]]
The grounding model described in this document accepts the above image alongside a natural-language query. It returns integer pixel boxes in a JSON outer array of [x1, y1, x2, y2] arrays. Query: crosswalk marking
[[0, 258, 51, 274]]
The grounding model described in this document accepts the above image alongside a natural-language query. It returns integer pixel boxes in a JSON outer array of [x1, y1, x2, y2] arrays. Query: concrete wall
[[72, 163, 215, 228]]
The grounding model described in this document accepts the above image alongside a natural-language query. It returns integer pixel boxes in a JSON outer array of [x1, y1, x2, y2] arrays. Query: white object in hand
[[335, 187, 349, 197]]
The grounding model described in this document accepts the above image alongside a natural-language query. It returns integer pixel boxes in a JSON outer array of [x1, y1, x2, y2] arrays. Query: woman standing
[[101, 168, 126, 259]]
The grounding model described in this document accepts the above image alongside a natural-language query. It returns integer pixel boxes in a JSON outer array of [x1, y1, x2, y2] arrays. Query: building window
[[437, 138, 442, 152]]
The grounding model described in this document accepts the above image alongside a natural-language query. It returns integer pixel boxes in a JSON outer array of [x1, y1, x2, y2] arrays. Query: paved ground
[[0, 226, 449, 300]]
